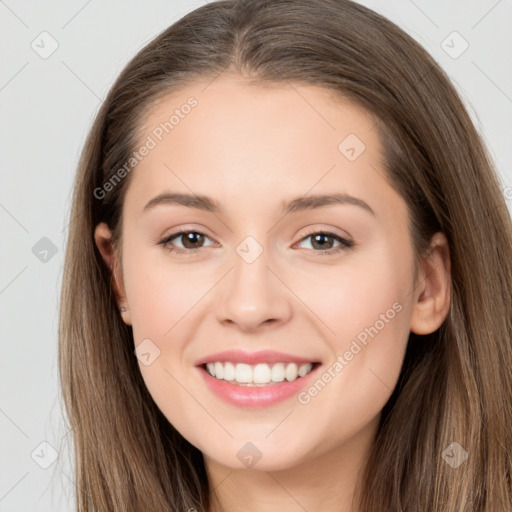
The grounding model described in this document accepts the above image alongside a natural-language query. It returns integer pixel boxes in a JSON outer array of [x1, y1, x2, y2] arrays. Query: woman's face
[[97, 75, 444, 472]]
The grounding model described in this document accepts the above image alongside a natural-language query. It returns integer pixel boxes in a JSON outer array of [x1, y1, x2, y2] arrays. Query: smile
[[204, 361, 315, 386], [198, 362, 321, 408]]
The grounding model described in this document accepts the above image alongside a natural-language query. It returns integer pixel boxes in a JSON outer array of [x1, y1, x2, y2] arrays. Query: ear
[[94, 222, 132, 325], [410, 232, 451, 335]]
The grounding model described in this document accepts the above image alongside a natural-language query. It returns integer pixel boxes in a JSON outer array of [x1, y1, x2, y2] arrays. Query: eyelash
[[157, 228, 354, 257]]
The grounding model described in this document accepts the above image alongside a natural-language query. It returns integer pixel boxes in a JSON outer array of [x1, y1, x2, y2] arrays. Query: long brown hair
[[58, 0, 512, 510]]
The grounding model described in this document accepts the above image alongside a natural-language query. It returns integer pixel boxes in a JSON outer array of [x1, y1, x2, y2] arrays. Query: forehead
[[125, 75, 399, 221], [138, 75, 378, 158]]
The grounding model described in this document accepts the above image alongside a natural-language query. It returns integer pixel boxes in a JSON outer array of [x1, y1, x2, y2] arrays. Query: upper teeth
[[205, 362, 314, 385]]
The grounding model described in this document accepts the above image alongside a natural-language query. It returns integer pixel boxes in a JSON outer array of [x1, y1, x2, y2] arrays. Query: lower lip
[[197, 364, 320, 408]]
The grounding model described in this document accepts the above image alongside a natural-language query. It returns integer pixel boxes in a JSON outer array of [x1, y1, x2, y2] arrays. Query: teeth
[[254, 363, 271, 383], [213, 362, 224, 380], [223, 362, 236, 381], [205, 361, 314, 385]]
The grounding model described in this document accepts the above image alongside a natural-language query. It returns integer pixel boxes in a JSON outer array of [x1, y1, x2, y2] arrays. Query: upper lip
[[194, 350, 319, 366]]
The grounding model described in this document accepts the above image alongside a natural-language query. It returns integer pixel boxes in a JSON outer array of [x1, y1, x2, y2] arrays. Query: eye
[[158, 230, 216, 256], [158, 228, 354, 257], [295, 230, 354, 255]]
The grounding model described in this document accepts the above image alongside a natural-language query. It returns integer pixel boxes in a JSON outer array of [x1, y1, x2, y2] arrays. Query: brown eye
[[297, 231, 354, 254], [310, 233, 335, 250], [158, 230, 216, 255], [179, 232, 206, 249]]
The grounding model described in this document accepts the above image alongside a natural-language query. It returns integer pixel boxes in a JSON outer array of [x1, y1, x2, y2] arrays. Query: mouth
[[196, 359, 322, 408], [194, 349, 322, 407], [201, 361, 321, 387]]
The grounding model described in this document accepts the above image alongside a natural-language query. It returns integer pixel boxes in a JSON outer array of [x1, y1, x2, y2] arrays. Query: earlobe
[[410, 232, 451, 335], [94, 222, 132, 325]]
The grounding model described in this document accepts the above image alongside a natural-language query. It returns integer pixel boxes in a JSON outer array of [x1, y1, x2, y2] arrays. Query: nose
[[216, 245, 293, 332]]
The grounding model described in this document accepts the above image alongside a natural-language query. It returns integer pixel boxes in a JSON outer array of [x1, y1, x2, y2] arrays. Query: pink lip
[[196, 363, 321, 408], [194, 349, 319, 366]]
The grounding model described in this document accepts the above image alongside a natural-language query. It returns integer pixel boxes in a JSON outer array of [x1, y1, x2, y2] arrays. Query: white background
[[1, 1, 511, 510]]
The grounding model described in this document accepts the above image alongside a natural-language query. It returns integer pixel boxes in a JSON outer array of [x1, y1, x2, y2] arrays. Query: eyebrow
[[142, 192, 375, 216]]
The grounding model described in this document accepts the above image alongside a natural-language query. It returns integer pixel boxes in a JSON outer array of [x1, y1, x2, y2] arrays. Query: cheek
[[290, 244, 413, 409], [291, 243, 413, 350], [301, 247, 414, 429], [121, 241, 215, 342], [120, 245, 213, 435]]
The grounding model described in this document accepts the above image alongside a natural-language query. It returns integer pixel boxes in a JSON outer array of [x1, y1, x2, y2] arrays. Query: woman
[[59, 1, 512, 510]]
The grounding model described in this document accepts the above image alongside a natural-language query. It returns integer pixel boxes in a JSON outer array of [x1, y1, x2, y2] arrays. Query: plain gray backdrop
[[1, 0, 511, 510]]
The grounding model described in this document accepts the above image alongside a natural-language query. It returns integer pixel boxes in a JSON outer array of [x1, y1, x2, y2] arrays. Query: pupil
[[183, 232, 204, 249], [180, 233, 335, 250], [312, 234, 333, 250]]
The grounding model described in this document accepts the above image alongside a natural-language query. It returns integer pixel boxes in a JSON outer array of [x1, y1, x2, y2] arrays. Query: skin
[[95, 74, 451, 512]]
